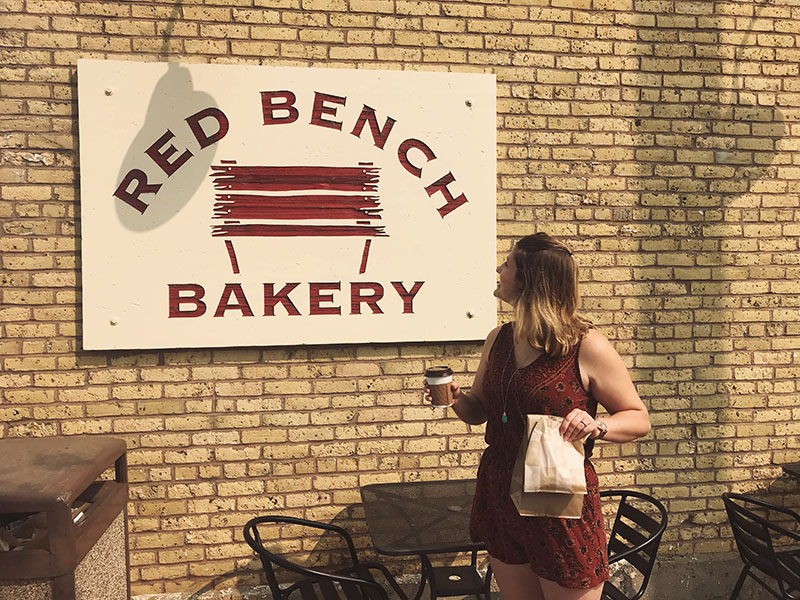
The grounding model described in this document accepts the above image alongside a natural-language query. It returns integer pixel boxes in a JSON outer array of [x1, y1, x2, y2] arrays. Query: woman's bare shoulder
[[579, 328, 617, 359], [482, 324, 504, 349], [488, 323, 505, 338]]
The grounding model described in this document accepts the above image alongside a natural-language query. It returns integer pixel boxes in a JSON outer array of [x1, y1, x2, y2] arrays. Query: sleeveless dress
[[469, 323, 609, 589]]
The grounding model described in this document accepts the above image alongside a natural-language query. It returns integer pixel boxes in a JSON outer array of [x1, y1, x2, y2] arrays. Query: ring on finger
[[579, 420, 587, 427]]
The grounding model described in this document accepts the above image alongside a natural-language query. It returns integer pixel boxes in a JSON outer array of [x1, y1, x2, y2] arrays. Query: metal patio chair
[[601, 489, 668, 600], [722, 492, 800, 600], [243, 515, 408, 600]]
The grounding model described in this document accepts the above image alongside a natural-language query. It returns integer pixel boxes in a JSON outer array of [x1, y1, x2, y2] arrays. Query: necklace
[[499, 343, 517, 424]]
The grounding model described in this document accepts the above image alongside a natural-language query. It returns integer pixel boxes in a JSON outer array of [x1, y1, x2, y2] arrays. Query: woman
[[425, 232, 650, 600]]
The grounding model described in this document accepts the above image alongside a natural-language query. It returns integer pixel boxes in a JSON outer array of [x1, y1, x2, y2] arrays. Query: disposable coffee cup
[[425, 366, 454, 407]]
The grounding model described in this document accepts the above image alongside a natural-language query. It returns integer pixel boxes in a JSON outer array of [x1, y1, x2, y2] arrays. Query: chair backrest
[[601, 490, 668, 600], [243, 515, 391, 600], [722, 492, 800, 597]]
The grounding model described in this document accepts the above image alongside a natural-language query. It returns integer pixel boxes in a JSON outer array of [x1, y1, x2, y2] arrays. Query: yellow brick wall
[[2, 0, 800, 595]]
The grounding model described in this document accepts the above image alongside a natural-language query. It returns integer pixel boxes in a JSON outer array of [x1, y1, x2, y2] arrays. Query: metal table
[[360, 479, 491, 600], [783, 462, 800, 480]]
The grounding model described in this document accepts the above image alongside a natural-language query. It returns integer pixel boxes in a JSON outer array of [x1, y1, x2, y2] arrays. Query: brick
[[330, 46, 375, 60], [4, 356, 57, 371], [164, 415, 213, 431], [393, 0, 438, 15], [112, 384, 163, 400], [132, 532, 185, 550]]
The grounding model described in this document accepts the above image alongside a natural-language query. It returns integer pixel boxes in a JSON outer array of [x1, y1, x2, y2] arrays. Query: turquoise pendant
[[501, 412, 508, 423]]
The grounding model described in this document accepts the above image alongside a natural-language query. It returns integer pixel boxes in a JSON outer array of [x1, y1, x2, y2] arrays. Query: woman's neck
[[512, 336, 544, 369]]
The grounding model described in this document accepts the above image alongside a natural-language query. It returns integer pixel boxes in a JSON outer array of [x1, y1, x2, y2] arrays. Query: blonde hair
[[511, 232, 590, 357]]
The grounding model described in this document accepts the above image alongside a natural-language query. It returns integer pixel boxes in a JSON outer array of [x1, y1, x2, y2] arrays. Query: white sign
[[78, 60, 496, 350]]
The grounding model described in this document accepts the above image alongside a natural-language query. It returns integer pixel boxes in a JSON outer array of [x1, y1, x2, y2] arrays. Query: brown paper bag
[[509, 414, 588, 519]]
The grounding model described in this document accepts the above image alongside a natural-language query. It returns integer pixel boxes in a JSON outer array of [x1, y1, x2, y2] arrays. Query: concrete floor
[[133, 552, 778, 600]]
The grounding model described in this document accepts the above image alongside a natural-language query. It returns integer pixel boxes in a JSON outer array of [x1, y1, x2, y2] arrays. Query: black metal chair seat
[[600, 490, 668, 600], [723, 493, 800, 600], [244, 516, 408, 600], [278, 563, 394, 600], [426, 563, 484, 596], [420, 552, 491, 600], [777, 551, 800, 599]]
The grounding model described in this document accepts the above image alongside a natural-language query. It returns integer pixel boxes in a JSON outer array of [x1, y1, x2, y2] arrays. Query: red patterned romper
[[469, 323, 609, 589]]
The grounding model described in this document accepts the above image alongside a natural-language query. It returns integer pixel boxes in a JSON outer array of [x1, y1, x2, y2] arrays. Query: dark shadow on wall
[[620, 0, 795, 567], [183, 503, 488, 599], [112, 0, 220, 231], [185, 504, 417, 599], [71, 0, 219, 350], [112, 60, 221, 232]]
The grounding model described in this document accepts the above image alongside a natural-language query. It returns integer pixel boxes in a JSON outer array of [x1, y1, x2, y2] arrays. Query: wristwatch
[[594, 419, 608, 440]]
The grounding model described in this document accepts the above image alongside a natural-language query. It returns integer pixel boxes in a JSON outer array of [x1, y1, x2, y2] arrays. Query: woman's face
[[494, 249, 520, 303]]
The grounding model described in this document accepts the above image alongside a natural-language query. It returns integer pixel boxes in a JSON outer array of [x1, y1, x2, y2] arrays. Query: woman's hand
[[421, 325, 499, 425], [560, 408, 598, 442], [423, 380, 461, 409]]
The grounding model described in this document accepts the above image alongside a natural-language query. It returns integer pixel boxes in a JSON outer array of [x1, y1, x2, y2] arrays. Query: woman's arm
[[561, 329, 651, 443], [425, 326, 502, 425]]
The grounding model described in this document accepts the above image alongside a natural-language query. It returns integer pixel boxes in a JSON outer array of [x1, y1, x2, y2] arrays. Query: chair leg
[[481, 565, 493, 600], [417, 555, 432, 600], [729, 566, 749, 600]]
